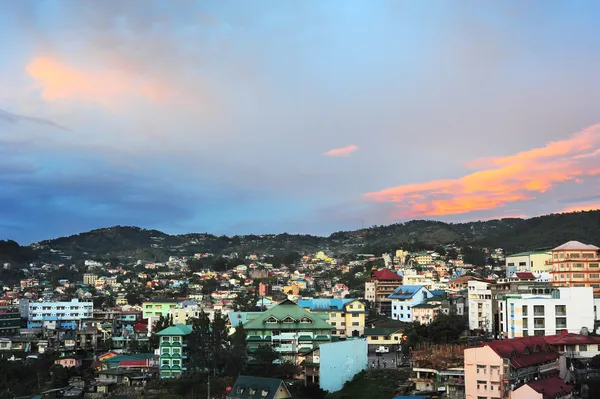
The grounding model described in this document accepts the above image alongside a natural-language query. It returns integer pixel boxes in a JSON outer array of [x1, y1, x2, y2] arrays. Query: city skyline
[[2, 1, 600, 243]]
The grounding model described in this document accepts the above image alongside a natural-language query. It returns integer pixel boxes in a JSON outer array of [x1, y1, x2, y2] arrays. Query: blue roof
[[297, 298, 355, 311], [388, 285, 426, 300], [430, 290, 445, 297]]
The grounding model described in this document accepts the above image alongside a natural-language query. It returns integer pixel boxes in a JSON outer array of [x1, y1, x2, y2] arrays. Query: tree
[[210, 310, 229, 376], [591, 354, 600, 369], [253, 345, 279, 376], [224, 323, 248, 377], [187, 310, 212, 373], [149, 314, 174, 349], [233, 289, 259, 312]]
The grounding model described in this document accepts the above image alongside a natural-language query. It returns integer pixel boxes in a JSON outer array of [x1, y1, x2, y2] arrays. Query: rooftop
[[524, 375, 573, 399], [553, 240, 599, 251], [481, 336, 559, 369], [156, 323, 192, 336], [370, 268, 402, 281], [388, 285, 426, 300]]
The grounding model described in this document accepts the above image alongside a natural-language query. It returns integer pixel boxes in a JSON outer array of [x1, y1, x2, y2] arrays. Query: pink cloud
[[324, 145, 359, 157], [365, 123, 600, 218]]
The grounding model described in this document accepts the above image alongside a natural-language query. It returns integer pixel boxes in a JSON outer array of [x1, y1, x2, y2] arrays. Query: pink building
[[511, 375, 572, 399], [464, 336, 565, 399], [55, 356, 82, 368]]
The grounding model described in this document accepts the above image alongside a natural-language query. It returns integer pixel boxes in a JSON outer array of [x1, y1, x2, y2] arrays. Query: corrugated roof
[[553, 240, 599, 251], [242, 299, 333, 331], [156, 323, 192, 336], [297, 298, 356, 311], [483, 336, 559, 369], [370, 269, 402, 281], [523, 376, 573, 399], [388, 285, 426, 300]]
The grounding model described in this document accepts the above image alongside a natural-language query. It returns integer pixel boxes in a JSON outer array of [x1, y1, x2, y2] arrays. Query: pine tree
[[225, 322, 248, 377]]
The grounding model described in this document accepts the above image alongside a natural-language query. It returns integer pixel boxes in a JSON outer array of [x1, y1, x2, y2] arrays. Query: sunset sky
[[2, 0, 600, 243]]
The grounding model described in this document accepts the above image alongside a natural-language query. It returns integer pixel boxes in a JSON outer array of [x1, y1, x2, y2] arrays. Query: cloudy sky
[[2, 0, 600, 243]]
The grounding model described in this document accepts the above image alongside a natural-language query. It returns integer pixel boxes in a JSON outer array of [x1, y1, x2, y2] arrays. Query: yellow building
[[414, 252, 434, 265], [364, 327, 405, 346], [297, 298, 366, 338], [142, 299, 181, 320]]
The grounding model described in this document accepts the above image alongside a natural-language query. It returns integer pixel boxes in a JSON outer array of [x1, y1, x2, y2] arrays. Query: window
[[533, 305, 545, 316], [477, 380, 487, 390], [580, 344, 588, 352], [574, 263, 584, 268], [591, 274, 600, 279], [556, 317, 567, 329], [266, 316, 278, 323], [534, 330, 545, 336], [300, 317, 312, 323], [172, 336, 181, 342], [330, 322, 336, 326], [534, 318, 545, 329], [522, 305, 528, 316], [555, 305, 566, 316], [477, 365, 486, 374], [573, 273, 585, 279], [352, 322, 359, 326], [282, 316, 295, 323], [490, 365, 500, 375], [590, 263, 599, 268], [523, 330, 529, 337], [352, 313, 359, 317], [372, 336, 378, 340]]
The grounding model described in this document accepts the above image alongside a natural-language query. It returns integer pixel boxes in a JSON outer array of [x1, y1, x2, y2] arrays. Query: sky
[[1, 0, 600, 243]]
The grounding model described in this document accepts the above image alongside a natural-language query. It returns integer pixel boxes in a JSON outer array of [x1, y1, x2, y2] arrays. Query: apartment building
[[0, 307, 21, 336], [297, 298, 366, 338], [364, 269, 402, 315], [157, 323, 192, 379], [26, 299, 93, 330], [83, 273, 98, 286], [550, 240, 600, 294], [499, 287, 594, 339], [467, 280, 497, 334], [242, 300, 333, 364], [412, 301, 442, 325], [142, 299, 181, 320], [505, 250, 552, 277], [389, 285, 434, 322], [464, 336, 565, 399]]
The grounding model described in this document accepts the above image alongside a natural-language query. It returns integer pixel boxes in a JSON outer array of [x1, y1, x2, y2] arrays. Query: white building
[[467, 280, 496, 333], [499, 287, 594, 339], [389, 285, 434, 322], [83, 273, 98, 285], [25, 299, 93, 330], [505, 250, 552, 276]]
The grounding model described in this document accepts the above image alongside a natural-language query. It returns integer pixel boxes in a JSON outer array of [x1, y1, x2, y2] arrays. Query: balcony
[[539, 362, 559, 373]]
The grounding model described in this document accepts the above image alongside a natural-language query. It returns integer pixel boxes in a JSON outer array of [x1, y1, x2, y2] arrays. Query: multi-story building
[[467, 279, 498, 334], [505, 250, 552, 277], [499, 287, 594, 339], [412, 301, 442, 325], [464, 336, 565, 399], [297, 298, 366, 338], [364, 269, 402, 315], [550, 240, 600, 294], [242, 299, 333, 364], [389, 285, 434, 322], [25, 299, 93, 330], [157, 323, 192, 379], [142, 299, 181, 322], [414, 252, 433, 265], [363, 327, 404, 350], [0, 307, 21, 336], [83, 274, 98, 286]]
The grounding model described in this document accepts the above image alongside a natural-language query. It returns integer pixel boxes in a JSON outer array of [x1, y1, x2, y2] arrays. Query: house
[[297, 298, 366, 338], [157, 323, 192, 379], [388, 285, 433, 322], [301, 347, 320, 386], [363, 327, 404, 350], [550, 240, 600, 294], [142, 299, 181, 322], [411, 302, 441, 325], [242, 299, 333, 363], [511, 375, 573, 399], [55, 356, 82, 368], [228, 375, 291, 399]]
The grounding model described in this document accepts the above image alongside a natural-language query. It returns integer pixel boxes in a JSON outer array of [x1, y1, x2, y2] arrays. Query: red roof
[[525, 376, 573, 399], [544, 332, 600, 345], [370, 269, 402, 281], [485, 336, 559, 369], [515, 272, 535, 279]]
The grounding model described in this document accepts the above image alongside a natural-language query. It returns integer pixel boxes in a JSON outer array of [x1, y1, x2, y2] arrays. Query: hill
[[28, 210, 600, 262]]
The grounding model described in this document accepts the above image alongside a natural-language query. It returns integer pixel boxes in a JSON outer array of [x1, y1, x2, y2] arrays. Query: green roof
[[156, 323, 192, 336], [412, 303, 441, 309], [364, 327, 403, 336], [229, 375, 290, 399], [243, 299, 333, 331]]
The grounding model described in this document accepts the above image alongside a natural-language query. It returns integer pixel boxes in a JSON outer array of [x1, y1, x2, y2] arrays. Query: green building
[[242, 300, 334, 362], [157, 323, 192, 379], [142, 299, 181, 320]]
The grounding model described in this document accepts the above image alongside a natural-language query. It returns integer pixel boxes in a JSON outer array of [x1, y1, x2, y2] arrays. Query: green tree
[[188, 311, 212, 372], [232, 289, 259, 312], [210, 310, 229, 376], [149, 314, 174, 349], [253, 345, 279, 376], [224, 323, 248, 377]]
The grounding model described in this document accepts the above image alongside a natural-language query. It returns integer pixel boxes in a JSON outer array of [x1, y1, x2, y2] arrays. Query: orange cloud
[[324, 145, 359, 157], [366, 124, 600, 218], [26, 57, 168, 105]]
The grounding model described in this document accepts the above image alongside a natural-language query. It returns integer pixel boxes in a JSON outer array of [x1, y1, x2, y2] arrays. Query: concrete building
[[318, 339, 368, 392], [364, 269, 402, 316], [297, 298, 366, 338], [499, 287, 594, 339], [467, 279, 497, 334], [157, 323, 192, 379], [0, 307, 21, 336], [83, 274, 98, 286], [142, 299, 181, 321], [464, 336, 565, 399], [505, 250, 552, 277], [550, 240, 600, 294], [412, 302, 442, 325], [389, 285, 434, 322], [26, 299, 93, 330]]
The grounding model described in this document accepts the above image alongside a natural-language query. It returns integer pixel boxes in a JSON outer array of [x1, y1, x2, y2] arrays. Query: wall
[[319, 338, 368, 392], [464, 345, 503, 399]]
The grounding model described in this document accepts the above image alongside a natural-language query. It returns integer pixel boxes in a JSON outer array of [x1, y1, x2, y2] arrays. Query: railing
[[539, 362, 559, 373]]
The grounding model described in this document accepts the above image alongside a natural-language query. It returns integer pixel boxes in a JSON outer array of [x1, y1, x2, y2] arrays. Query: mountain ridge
[[26, 210, 600, 262]]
